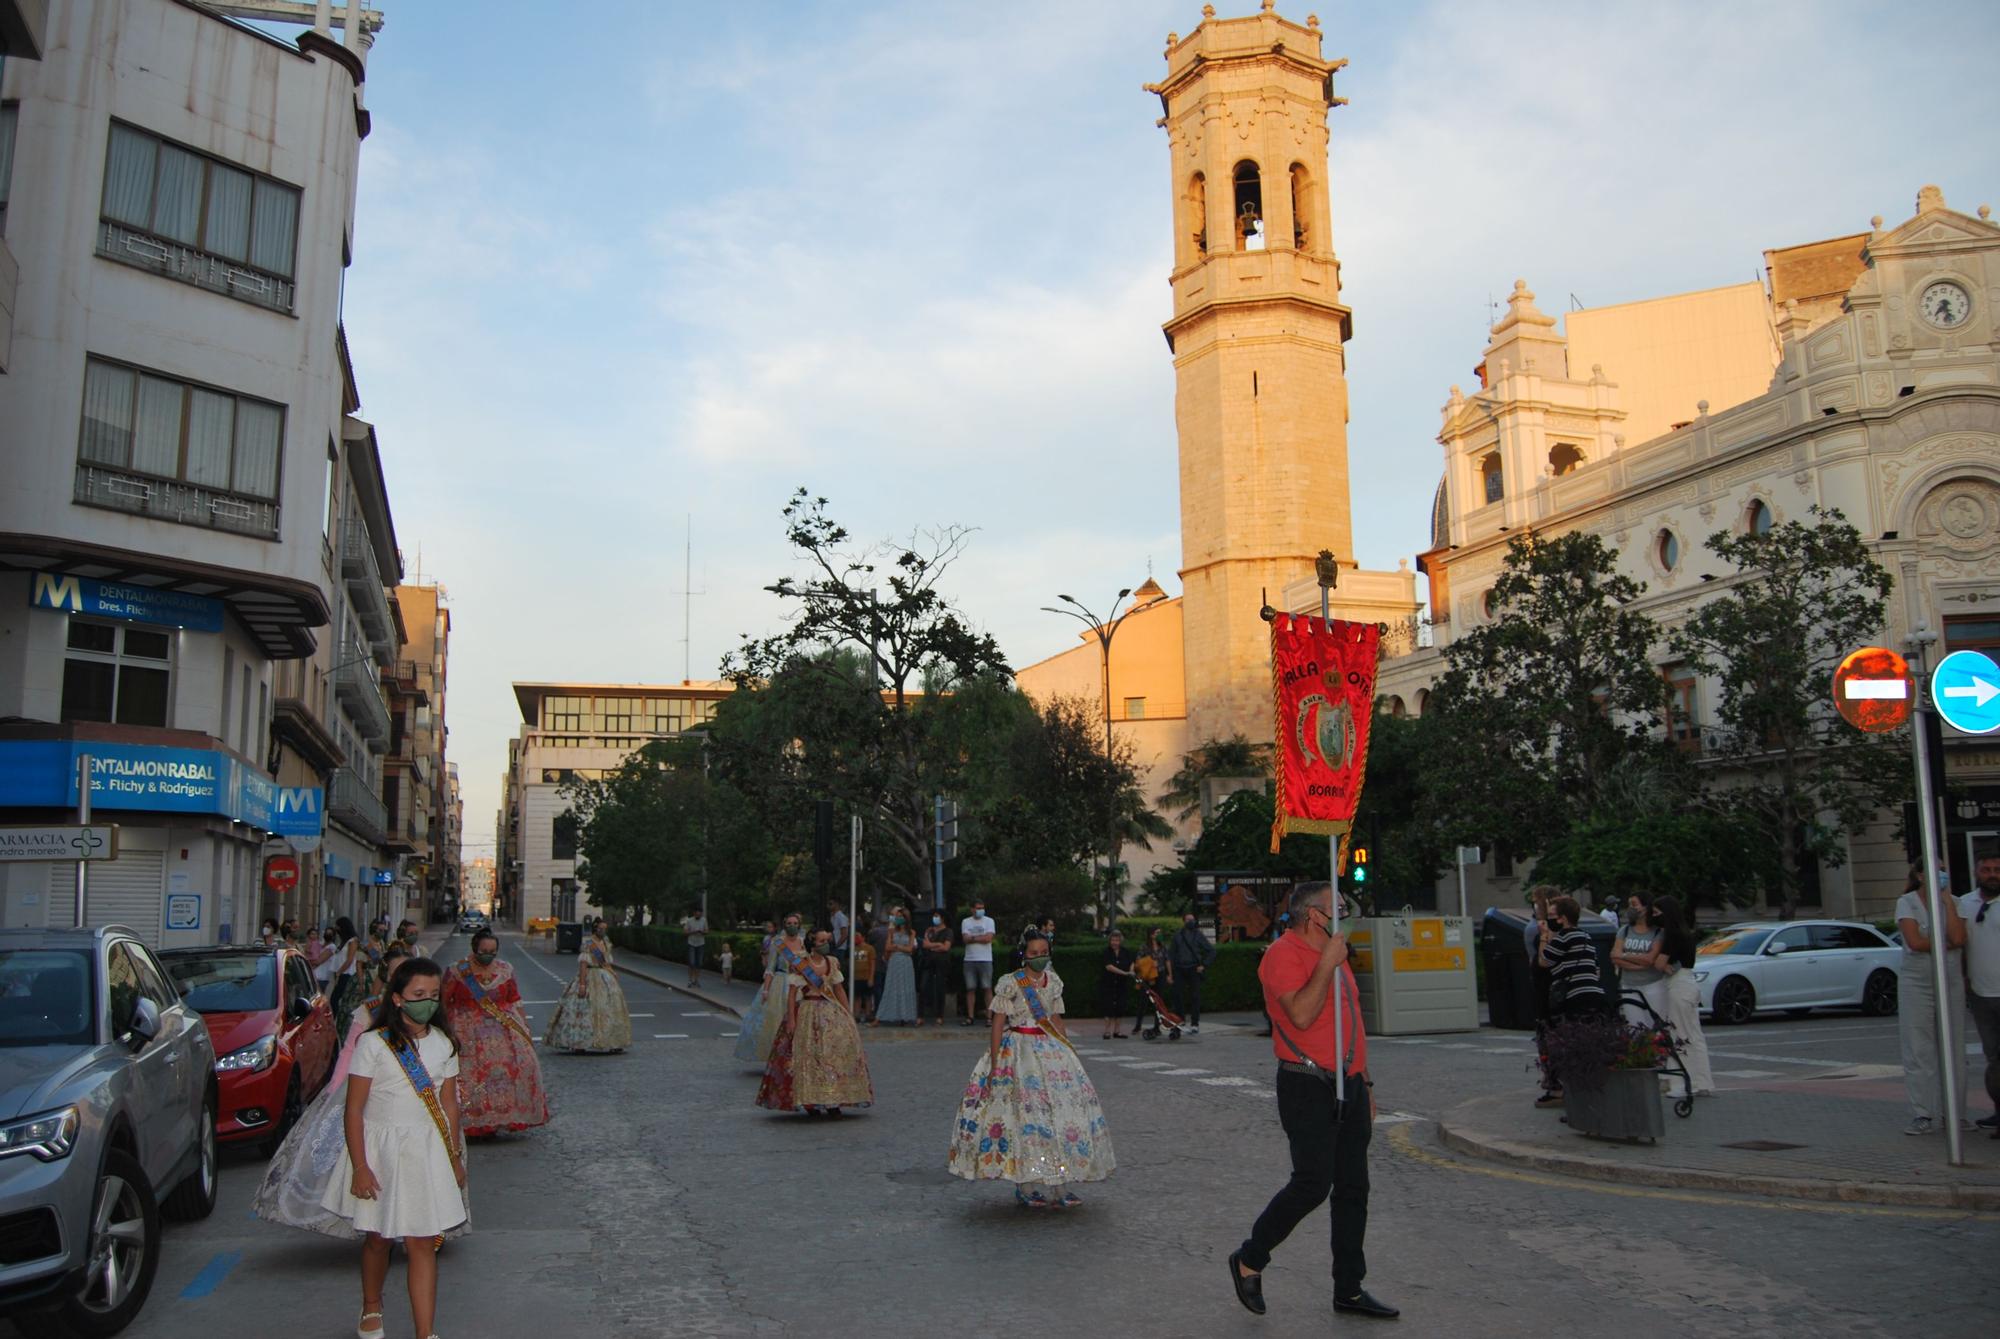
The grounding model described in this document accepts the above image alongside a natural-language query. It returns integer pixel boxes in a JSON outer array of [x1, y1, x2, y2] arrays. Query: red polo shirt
[[1260, 932, 1368, 1077]]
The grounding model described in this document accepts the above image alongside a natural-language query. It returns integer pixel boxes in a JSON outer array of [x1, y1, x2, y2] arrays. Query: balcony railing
[[1379, 614, 1438, 662], [327, 766, 387, 846], [74, 464, 279, 540], [96, 219, 295, 314], [334, 642, 392, 748], [338, 517, 395, 656]]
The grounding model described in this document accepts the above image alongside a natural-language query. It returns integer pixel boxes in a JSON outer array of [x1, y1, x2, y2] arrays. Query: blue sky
[[334, 1, 2000, 857]]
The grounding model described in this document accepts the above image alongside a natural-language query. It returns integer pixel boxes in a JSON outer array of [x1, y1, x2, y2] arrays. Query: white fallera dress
[[316, 1028, 469, 1239]]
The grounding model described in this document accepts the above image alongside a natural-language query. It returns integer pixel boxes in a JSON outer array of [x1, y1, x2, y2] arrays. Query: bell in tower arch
[[1233, 160, 1264, 251]]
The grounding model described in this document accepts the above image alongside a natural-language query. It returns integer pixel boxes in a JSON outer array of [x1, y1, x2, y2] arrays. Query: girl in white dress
[[319, 957, 468, 1339]]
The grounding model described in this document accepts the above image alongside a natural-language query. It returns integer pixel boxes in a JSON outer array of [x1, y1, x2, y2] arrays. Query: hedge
[[609, 926, 1272, 1018]]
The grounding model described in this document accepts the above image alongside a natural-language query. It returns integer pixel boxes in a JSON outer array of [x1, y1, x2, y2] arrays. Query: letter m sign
[[31, 573, 85, 613], [278, 788, 320, 816]]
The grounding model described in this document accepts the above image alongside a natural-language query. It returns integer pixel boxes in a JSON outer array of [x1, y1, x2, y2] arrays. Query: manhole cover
[[1720, 1140, 1806, 1151]]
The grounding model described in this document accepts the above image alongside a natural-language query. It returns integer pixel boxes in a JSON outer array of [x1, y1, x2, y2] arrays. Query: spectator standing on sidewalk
[[850, 932, 875, 1021], [1897, 864, 1970, 1136], [960, 900, 997, 1027], [1536, 894, 1605, 1108], [680, 909, 708, 987], [919, 910, 953, 1026], [1170, 911, 1217, 1034], [1099, 931, 1136, 1039], [1962, 848, 2000, 1133], [1610, 896, 1666, 1026], [1648, 896, 1713, 1097], [828, 899, 850, 952], [1523, 887, 1555, 1026], [717, 942, 735, 985]]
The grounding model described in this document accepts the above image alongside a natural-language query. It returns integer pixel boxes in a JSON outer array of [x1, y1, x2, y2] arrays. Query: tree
[[724, 491, 1012, 907], [1350, 712, 1451, 904], [1157, 734, 1272, 823], [559, 739, 702, 922], [1426, 531, 1671, 857], [1669, 506, 1907, 917], [1141, 789, 1325, 911]]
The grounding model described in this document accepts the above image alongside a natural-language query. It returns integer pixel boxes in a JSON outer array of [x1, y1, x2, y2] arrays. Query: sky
[[331, 1, 2000, 862]]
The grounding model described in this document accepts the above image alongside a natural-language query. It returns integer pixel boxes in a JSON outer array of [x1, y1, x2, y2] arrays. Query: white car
[[1691, 920, 1902, 1024]]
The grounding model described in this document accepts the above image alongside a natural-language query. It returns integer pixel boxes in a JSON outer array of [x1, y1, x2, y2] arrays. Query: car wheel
[[1861, 969, 1898, 1017], [45, 1147, 159, 1338], [264, 1069, 306, 1156], [1712, 976, 1757, 1025], [162, 1092, 218, 1221]]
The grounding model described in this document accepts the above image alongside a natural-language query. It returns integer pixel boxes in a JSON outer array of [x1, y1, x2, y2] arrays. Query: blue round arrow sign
[[1932, 649, 2000, 735]]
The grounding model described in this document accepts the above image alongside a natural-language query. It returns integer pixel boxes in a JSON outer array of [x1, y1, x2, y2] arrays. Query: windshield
[[0, 949, 96, 1046], [165, 953, 277, 1013], [1698, 929, 1775, 957]]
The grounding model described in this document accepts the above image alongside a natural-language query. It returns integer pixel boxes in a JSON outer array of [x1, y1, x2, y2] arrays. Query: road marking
[[653, 1033, 690, 1039], [1712, 1069, 1781, 1079], [1433, 1043, 1485, 1050], [1482, 1047, 1528, 1055], [1159, 1067, 1211, 1076], [1385, 1123, 1988, 1220], [1708, 1050, 1858, 1068], [1118, 1060, 1176, 1070], [682, 1011, 717, 1018], [1237, 1087, 1277, 1098], [180, 1250, 242, 1299], [629, 1013, 656, 1018], [1376, 1111, 1423, 1125], [720, 1031, 740, 1037], [1198, 1075, 1263, 1087]]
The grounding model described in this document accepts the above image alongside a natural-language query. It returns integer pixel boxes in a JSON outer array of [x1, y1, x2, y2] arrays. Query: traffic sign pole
[[74, 754, 91, 929], [1906, 632, 1964, 1167]]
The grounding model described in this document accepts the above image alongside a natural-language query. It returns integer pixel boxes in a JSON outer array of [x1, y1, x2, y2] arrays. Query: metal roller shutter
[[46, 852, 165, 946]]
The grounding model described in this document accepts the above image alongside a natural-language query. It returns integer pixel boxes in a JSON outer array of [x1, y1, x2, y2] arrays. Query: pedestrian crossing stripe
[[1197, 1075, 1263, 1087], [1159, 1068, 1210, 1076]]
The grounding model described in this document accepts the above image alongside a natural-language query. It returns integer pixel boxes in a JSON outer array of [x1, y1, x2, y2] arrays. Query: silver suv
[[0, 925, 218, 1337]]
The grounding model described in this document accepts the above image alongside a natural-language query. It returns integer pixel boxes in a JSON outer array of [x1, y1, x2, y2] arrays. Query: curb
[[1434, 1118, 2000, 1212], [609, 959, 746, 1019]]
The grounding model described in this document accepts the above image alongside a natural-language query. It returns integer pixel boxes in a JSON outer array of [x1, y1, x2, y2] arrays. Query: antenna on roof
[[1569, 293, 1583, 311], [680, 515, 706, 685]]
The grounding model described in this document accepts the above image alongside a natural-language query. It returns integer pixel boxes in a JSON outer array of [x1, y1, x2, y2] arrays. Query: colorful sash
[[1011, 971, 1077, 1055], [772, 942, 803, 976], [457, 962, 533, 1043], [375, 1027, 460, 1167], [585, 941, 608, 967], [794, 955, 832, 992]]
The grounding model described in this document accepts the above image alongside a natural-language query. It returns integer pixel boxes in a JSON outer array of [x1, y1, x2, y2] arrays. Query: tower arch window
[[1290, 163, 1314, 250], [1745, 498, 1773, 535], [1480, 452, 1504, 505], [1185, 172, 1207, 261], [1656, 529, 1681, 572], [1549, 443, 1584, 476], [1233, 160, 1264, 251]]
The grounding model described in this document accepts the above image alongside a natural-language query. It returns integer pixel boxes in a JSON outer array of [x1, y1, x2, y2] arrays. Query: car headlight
[[215, 1034, 278, 1073], [0, 1107, 81, 1162], [1692, 970, 1709, 982]]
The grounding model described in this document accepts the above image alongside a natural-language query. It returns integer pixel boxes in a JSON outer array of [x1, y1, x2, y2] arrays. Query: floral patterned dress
[[545, 935, 632, 1053], [755, 958, 874, 1112], [443, 958, 551, 1135], [947, 969, 1115, 1186]]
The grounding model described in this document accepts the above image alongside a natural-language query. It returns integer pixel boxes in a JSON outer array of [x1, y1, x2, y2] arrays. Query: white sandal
[[358, 1310, 385, 1339]]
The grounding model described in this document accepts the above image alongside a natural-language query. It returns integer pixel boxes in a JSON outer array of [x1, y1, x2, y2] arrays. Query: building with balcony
[[501, 681, 733, 928], [390, 583, 454, 925], [1374, 186, 2000, 920], [0, 1, 399, 948]]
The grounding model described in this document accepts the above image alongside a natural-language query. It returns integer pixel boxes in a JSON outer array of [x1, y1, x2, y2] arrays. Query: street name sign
[[0, 825, 120, 862], [1932, 649, 2000, 735], [1832, 646, 1914, 733]]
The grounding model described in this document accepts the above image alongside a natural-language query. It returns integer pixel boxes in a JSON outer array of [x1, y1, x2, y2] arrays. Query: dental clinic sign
[[31, 573, 225, 632], [0, 741, 283, 829]]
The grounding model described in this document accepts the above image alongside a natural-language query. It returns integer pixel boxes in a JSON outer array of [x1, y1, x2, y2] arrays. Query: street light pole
[[1042, 586, 1166, 932]]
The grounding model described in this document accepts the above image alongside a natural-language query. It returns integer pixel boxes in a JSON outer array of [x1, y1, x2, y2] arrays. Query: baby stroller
[[1137, 981, 1187, 1042], [1620, 988, 1697, 1119]]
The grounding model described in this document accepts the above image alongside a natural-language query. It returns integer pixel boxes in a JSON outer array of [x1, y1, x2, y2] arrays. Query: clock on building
[[1918, 280, 1972, 329]]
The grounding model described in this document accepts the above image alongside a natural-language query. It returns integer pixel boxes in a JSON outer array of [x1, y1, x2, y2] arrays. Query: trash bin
[[1481, 907, 1537, 1030], [555, 921, 583, 954], [1347, 914, 1478, 1035]]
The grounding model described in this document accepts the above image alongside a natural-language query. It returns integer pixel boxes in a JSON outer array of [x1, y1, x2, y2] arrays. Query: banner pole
[[1318, 580, 1345, 1105]]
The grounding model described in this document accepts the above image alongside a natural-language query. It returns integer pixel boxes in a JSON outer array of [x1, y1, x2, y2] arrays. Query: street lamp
[[1041, 586, 1167, 931]]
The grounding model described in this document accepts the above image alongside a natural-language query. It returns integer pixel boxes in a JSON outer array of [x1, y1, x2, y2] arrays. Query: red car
[[160, 944, 339, 1151]]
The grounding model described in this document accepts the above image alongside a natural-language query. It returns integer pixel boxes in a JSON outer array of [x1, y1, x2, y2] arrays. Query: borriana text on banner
[[1269, 613, 1380, 857]]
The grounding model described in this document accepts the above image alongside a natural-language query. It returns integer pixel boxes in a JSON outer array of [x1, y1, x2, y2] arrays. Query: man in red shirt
[[1228, 881, 1397, 1321]]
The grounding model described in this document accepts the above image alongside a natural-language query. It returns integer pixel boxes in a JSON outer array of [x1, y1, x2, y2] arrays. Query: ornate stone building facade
[[1376, 186, 2000, 920]]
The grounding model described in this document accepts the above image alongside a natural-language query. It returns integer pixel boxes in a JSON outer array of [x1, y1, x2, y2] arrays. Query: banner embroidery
[[1270, 613, 1381, 854]]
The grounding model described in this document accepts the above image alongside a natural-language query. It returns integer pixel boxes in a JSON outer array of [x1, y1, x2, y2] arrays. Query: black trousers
[[1240, 1068, 1371, 1296], [918, 960, 948, 1018], [1173, 971, 1203, 1025]]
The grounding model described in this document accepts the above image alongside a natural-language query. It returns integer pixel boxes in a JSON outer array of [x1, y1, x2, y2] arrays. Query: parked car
[[1692, 920, 1902, 1025], [0, 925, 218, 1338], [158, 945, 338, 1153]]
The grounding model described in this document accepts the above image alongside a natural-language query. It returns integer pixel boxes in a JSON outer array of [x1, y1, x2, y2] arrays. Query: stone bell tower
[[1149, 2, 1354, 747]]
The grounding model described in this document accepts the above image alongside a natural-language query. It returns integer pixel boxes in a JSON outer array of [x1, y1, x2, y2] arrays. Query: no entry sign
[[1832, 646, 1913, 733], [264, 854, 300, 893]]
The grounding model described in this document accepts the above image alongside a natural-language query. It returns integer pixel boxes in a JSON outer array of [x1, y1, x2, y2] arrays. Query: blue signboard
[[0, 740, 285, 828], [324, 851, 354, 882], [30, 573, 226, 633], [1933, 649, 2000, 736], [272, 787, 325, 841]]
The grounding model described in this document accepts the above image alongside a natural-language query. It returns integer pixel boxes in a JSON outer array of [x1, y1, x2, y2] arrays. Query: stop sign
[[264, 855, 300, 893], [1832, 646, 1913, 733]]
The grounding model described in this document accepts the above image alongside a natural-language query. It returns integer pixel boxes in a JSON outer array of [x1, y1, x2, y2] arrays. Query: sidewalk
[[1438, 1078, 2000, 1210]]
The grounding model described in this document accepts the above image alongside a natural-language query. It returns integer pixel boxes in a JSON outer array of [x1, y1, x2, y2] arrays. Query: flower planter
[[1564, 1068, 1665, 1142]]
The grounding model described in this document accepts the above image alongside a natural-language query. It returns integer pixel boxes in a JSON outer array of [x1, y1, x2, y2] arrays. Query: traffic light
[[1350, 846, 1369, 884]]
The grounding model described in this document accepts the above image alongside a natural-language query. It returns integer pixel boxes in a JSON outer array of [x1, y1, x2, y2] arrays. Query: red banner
[[1270, 613, 1381, 854]]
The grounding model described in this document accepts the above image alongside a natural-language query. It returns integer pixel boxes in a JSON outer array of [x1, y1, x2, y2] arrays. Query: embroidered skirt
[[947, 1031, 1115, 1185], [756, 995, 875, 1111]]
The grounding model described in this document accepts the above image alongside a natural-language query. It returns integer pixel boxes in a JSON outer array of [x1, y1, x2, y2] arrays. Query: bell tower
[[1149, 2, 1354, 747]]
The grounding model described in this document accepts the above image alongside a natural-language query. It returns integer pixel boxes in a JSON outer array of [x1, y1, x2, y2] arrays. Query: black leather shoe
[[1228, 1252, 1265, 1316], [1333, 1290, 1400, 1319]]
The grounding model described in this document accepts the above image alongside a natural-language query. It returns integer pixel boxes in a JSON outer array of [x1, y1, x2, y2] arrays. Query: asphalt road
[[68, 930, 1997, 1339]]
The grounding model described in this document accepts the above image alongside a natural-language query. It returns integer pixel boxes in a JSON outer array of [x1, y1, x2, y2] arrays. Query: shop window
[[61, 620, 170, 727]]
